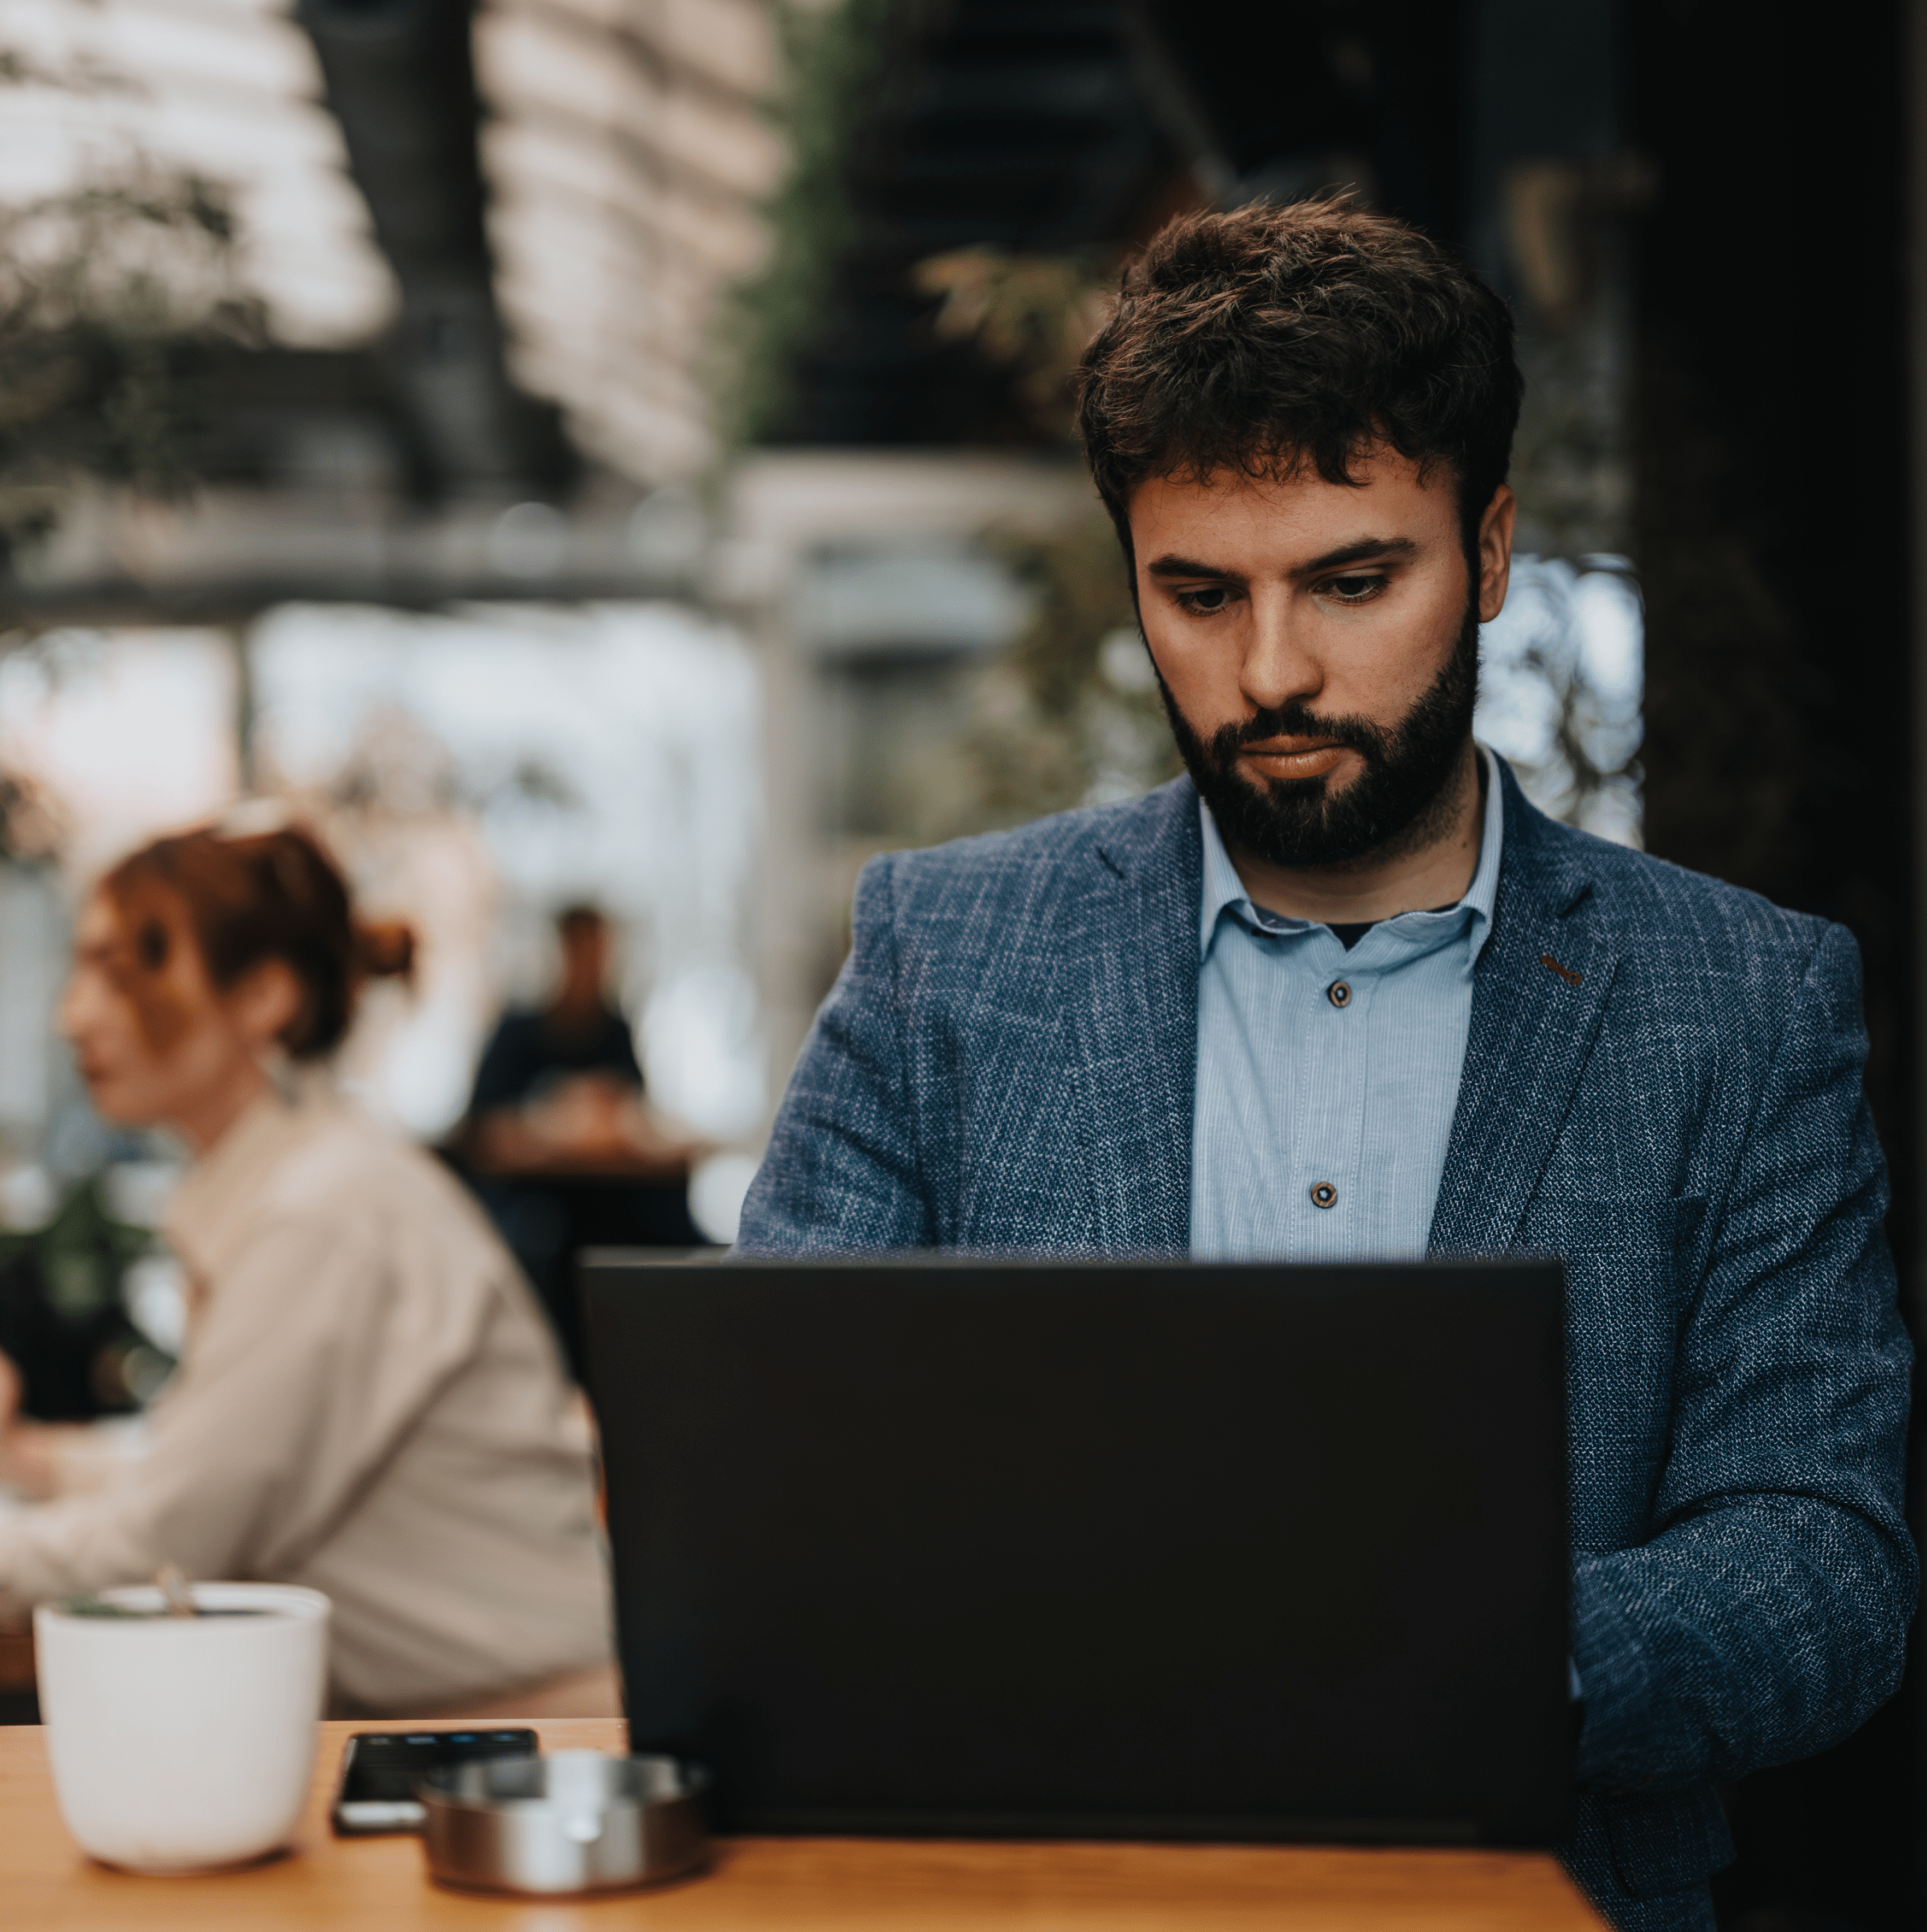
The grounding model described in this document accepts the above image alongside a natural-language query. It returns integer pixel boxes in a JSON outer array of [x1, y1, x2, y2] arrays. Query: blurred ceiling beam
[[295, 0, 573, 494], [3, 486, 691, 621], [472, 0, 781, 484]]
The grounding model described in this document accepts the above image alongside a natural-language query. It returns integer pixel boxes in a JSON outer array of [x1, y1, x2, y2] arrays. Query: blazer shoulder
[[1581, 832, 1832, 955], [1511, 798, 1847, 1032], [866, 779, 1193, 921]]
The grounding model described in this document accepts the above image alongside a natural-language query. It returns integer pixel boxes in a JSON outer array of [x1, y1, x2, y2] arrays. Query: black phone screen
[[331, 1728, 539, 1834]]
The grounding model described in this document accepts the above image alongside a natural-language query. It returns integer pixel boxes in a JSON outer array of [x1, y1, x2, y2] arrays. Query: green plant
[[0, 170, 262, 569], [0, 1173, 168, 1417], [712, 0, 894, 445], [915, 248, 1114, 442], [949, 513, 1177, 832]]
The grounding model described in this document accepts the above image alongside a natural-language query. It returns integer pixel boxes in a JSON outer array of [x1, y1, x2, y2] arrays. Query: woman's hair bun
[[355, 919, 416, 982]]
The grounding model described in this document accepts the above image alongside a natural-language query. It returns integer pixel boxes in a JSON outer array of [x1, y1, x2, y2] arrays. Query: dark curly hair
[[1076, 199, 1523, 561], [100, 824, 414, 1060]]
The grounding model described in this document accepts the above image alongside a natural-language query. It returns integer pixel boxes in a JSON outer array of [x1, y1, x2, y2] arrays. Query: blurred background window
[[249, 600, 764, 1142]]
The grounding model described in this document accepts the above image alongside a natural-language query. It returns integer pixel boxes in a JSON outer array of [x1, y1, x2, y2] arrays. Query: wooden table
[[0, 1717, 1607, 1930]]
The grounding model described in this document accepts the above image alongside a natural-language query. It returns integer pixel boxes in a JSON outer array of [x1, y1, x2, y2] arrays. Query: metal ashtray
[[417, 1751, 709, 1896]]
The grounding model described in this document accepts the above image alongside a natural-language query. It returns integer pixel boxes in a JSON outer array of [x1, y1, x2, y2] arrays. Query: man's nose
[[1239, 587, 1322, 712]]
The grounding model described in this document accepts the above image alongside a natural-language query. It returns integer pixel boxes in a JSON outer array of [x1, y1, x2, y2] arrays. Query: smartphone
[[331, 1727, 539, 1834]]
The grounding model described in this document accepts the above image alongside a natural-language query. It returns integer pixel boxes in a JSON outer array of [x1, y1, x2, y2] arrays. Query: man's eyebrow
[[1298, 535, 1419, 572], [1145, 536, 1421, 582]]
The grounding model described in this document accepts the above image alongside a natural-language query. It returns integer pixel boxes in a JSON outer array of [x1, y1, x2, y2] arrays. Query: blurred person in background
[[458, 905, 710, 1379], [466, 905, 699, 1178], [0, 824, 616, 1717]]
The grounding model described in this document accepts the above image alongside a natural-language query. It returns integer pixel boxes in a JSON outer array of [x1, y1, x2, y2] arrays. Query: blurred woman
[[0, 823, 615, 1717]]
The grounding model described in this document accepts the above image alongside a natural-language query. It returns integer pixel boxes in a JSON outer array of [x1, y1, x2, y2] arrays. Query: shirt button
[[1310, 1181, 1339, 1209], [1327, 980, 1351, 1008]]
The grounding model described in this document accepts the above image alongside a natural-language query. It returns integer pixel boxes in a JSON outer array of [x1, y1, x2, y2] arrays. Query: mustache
[[1209, 699, 1392, 772]]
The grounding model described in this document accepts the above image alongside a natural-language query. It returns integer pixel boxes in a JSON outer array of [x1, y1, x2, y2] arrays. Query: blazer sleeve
[[735, 854, 935, 1254], [1572, 920, 1917, 1791]]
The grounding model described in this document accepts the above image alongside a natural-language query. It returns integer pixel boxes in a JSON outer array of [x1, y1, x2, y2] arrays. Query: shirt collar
[[1198, 742, 1507, 964], [162, 1076, 343, 1281]]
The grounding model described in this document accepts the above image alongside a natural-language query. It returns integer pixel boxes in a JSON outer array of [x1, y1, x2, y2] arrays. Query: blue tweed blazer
[[737, 761, 1915, 1919]]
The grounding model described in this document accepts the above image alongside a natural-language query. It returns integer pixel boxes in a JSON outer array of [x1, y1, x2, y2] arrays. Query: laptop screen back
[[584, 1258, 1570, 1845]]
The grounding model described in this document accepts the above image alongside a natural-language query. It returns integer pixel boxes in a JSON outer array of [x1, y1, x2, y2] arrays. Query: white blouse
[[0, 1085, 613, 1714]]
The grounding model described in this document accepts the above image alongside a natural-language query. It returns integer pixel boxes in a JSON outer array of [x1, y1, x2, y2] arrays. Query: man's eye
[[1324, 573, 1385, 603], [1174, 586, 1232, 613]]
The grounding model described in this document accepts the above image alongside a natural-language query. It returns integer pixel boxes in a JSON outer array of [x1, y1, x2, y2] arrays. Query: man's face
[[1127, 450, 1513, 869], [560, 917, 612, 1002]]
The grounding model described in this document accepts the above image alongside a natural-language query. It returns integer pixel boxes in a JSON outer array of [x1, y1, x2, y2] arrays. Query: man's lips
[[1236, 740, 1350, 780]]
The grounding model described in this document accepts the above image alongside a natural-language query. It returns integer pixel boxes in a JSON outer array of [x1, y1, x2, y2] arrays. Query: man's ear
[[228, 958, 304, 1053], [1476, 485, 1516, 624]]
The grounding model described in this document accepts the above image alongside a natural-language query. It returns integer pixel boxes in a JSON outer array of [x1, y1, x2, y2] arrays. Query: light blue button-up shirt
[[1189, 745, 1505, 1261]]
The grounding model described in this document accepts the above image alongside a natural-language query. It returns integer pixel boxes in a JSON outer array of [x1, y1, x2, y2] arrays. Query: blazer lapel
[[1055, 765, 1610, 1260], [1064, 779, 1200, 1256], [1428, 768, 1619, 1257]]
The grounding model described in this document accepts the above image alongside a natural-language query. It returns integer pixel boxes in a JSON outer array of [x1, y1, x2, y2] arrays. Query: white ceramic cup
[[35, 1581, 330, 1872]]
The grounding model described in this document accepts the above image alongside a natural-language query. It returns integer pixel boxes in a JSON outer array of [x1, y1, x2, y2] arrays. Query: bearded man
[[734, 201, 1914, 1932]]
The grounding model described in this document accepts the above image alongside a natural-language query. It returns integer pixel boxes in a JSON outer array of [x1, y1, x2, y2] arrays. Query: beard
[[1159, 600, 1481, 872]]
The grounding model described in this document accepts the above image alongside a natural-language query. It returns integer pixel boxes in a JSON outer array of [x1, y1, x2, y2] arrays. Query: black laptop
[[582, 1257, 1570, 1846]]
